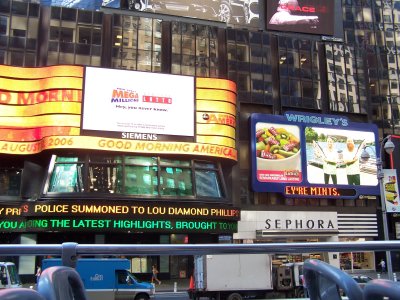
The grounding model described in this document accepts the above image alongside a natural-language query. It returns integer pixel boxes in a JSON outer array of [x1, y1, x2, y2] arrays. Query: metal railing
[[1, 240, 400, 268]]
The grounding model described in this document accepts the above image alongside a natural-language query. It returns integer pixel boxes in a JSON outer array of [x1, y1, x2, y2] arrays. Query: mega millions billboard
[[251, 112, 380, 199], [0, 65, 237, 161], [82, 67, 195, 142]]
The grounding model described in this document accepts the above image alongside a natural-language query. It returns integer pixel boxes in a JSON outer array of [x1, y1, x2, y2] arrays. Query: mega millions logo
[[110, 88, 139, 103]]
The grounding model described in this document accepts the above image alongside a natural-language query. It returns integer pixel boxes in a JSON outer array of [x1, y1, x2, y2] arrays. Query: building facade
[[0, 0, 399, 282]]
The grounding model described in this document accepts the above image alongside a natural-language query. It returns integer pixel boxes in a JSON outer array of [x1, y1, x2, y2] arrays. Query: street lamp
[[361, 135, 395, 280]]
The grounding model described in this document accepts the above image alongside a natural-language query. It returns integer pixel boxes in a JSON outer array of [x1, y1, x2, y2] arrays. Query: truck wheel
[[227, 293, 242, 300], [134, 294, 149, 300]]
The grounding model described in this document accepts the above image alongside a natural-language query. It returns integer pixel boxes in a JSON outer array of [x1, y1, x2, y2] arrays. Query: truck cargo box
[[194, 254, 273, 291]]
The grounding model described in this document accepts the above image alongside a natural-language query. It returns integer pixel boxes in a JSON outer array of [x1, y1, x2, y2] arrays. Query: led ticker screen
[[0, 65, 237, 161], [266, 0, 335, 36], [251, 112, 380, 199], [0, 201, 240, 234], [0, 218, 238, 233]]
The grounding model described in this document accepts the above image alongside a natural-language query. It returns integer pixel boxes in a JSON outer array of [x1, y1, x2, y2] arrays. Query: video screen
[[266, 0, 335, 35]]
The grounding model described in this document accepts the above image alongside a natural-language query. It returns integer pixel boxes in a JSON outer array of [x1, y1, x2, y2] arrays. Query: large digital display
[[266, 0, 335, 36], [0, 201, 240, 233], [82, 67, 195, 142], [0, 65, 237, 161], [251, 112, 380, 199], [39, 1, 260, 29]]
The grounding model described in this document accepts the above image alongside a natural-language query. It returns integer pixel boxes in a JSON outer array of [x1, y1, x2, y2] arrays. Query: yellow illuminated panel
[[196, 112, 236, 126], [0, 77, 83, 92], [0, 90, 82, 105], [196, 123, 235, 139], [196, 136, 235, 148], [0, 102, 81, 117], [196, 100, 236, 115], [0, 65, 83, 79], [196, 89, 236, 104], [196, 77, 237, 92], [0, 115, 81, 128], [0, 127, 80, 142]]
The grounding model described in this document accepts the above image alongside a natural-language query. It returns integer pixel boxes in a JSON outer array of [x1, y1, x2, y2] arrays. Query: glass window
[[46, 155, 225, 201], [0, 16, 8, 35], [195, 169, 222, 198], [113, 15, 161, 72], [49, 6, 102, 66], [125, 165, 158, 195], [160, 167, 192, 196], [48, 159, 83, 193], [172, 21, 218, 77], [0, 169, 21, 196]]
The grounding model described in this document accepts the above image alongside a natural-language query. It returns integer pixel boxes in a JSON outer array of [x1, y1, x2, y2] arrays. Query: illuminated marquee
[[0, 66, 237, 161]]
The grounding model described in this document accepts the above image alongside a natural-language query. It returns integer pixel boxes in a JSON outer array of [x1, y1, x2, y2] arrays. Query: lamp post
[[361, 135, 395, 280]]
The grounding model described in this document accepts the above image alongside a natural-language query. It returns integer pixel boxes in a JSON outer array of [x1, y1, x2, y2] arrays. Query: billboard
[[382, 169, 400, 213], [82, 67, 195, 142], [0, 65, 237, 161], [38, 0, 260, 28], [251, 112, 380, 199], [266, 0, 335, 36]]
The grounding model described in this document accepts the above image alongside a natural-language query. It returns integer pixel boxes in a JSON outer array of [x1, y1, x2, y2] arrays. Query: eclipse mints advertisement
[[266, 0, 335, 36], [251, 112, 380, 199], [82, 67, 195, 142]]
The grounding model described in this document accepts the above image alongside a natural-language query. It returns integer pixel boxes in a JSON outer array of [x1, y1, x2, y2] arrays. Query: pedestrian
[[300, 274, 308, 297], [35, 266, 41, 284], [151, 265, 161, 285], [379, 259, 386, 273]]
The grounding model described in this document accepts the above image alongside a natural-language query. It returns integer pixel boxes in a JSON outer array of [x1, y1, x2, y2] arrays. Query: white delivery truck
[[0, 262, 22, 289], [42, 258, 154, 300], [188, 254, 305, 300]]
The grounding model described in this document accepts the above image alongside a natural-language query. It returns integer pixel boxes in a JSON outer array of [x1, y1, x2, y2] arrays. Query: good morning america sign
[[251, 112, 380, 199]]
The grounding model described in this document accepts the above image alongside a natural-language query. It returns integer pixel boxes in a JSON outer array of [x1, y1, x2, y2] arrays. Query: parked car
[[350, 274, 373, 289]]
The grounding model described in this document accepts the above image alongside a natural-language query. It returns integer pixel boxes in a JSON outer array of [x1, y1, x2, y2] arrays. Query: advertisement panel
[[251, 112, 380, 199], [383, 169, 400, 213], [82, 67, 195, 142], [39, 0, 260, 28], [266, 0, 335, 36], [0, 65, 237, 161]]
